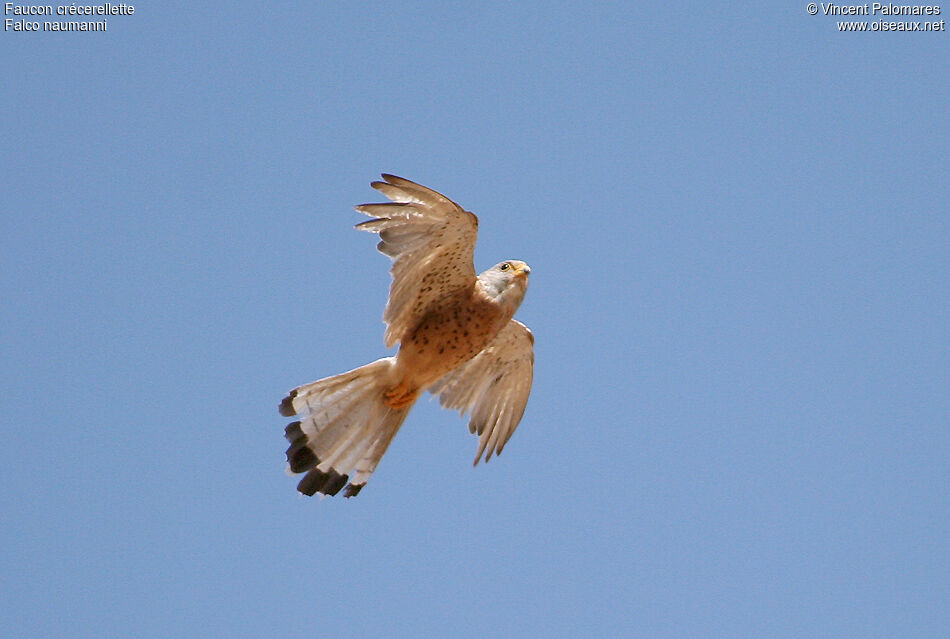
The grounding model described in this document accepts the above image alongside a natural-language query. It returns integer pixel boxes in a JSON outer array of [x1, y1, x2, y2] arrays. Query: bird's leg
[[384, 380, 418, 409]]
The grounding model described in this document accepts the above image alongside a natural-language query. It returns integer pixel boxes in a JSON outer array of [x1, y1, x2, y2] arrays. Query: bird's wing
[[355, 174, 478, 348], [429, 319, 534, 464]]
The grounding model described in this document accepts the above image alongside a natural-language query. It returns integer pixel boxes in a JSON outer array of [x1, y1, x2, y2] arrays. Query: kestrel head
[[478, 260, 531, 310]]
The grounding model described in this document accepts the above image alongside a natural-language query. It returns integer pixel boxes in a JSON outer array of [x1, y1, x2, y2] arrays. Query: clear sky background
[[2, 3, 947, 637]]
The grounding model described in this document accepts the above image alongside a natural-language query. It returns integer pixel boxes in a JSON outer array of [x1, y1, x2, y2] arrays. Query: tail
[[280, 357, 413, 498]]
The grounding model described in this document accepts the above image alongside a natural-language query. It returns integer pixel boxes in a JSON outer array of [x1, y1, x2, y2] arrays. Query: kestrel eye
[[500, 263, 510, 271]]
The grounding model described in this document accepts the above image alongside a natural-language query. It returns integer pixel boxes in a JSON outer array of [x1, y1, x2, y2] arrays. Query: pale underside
[[355, 175, 479, 350]]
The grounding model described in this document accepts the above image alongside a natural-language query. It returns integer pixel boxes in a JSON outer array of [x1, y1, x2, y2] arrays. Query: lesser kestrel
[[280, 175, 534, 498]]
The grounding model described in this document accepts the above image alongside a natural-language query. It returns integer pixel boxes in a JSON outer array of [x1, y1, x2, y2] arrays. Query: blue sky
[[2, 2, 947, 637]]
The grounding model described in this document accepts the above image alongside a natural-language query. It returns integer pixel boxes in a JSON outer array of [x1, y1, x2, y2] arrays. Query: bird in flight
[[280, 174, 534, 498]]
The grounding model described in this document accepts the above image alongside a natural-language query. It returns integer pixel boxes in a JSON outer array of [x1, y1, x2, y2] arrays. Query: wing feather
[[355, 175, 478, 348], [430, 320, 534, 464]]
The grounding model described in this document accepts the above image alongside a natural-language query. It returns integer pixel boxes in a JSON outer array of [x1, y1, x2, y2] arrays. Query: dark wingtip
[[283, 420, 303, 443], [297, 467, 349, 497], [279, 389, 298, 416], [285, 421, 321, 473], [343, 483, 364, 498], [287, 446, 319, 474]]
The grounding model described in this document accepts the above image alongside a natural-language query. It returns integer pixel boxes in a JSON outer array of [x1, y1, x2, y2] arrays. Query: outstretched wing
[[355, 174, 479, 348], [430, 319, 534, 464]]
